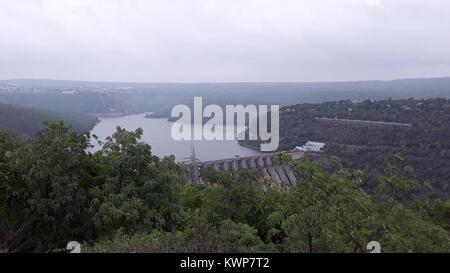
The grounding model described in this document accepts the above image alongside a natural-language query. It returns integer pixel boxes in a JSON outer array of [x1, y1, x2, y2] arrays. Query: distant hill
[[1, 77, 450, 116], [0, 102, 99, 138], [243, 97, 450, 200]]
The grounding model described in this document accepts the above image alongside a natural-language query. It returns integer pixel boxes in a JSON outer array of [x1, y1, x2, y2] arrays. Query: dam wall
[[184, 152, 308, 189]]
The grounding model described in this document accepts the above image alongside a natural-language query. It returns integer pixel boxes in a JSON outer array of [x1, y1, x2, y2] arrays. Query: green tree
[[90, 126, 185, 235], [14, 122, 97, 251], [201, 168, 262, 225], [269, 154, 449, 253], [219, 220, 265, 252], [0, 132, 31, 252]]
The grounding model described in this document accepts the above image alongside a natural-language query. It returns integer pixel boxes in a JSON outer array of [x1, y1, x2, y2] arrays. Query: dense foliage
[[0, 124, 448, 253], [246, 98, 450, 200]]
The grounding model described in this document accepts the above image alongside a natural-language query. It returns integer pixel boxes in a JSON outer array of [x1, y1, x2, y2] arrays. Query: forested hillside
[[260, 98, 450, 200], [0, 103, 99, 138], [0, 124, 449, 253]]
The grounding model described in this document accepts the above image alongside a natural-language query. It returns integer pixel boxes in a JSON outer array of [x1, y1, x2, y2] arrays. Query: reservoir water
[[90, 113, 261, 162]]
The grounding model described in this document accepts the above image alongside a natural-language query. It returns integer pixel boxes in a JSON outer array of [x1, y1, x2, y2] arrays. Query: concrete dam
[[184, 151, 308, 190]]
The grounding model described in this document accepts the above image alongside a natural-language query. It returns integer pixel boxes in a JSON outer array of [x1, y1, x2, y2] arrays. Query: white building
[[294, 141, 325, 152]]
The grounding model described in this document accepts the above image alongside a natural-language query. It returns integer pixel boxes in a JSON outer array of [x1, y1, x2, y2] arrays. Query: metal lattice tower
[[184, 142, 200, 163], [184, 142, 201, 183]]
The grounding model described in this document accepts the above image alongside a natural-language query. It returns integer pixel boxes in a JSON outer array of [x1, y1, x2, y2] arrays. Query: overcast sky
[[0, 0, 450, 82]]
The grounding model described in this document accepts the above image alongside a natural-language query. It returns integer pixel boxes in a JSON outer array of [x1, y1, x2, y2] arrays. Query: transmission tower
[[183, 142, 201, 182]]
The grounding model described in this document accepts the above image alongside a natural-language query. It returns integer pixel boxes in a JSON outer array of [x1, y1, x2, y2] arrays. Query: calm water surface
[[90, 113, 261, 162]]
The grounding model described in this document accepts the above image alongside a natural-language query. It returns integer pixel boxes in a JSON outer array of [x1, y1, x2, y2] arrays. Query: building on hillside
[[294, 141, 325, 153]]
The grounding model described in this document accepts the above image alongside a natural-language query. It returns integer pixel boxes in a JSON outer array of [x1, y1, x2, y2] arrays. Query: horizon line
[[2, 76, 450, 85]]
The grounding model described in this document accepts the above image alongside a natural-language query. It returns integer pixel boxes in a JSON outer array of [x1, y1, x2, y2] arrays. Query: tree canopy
[[0, 123, 449, 253]]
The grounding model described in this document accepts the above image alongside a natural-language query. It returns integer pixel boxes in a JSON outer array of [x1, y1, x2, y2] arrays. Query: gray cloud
[[1, 0, 450, 82]]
